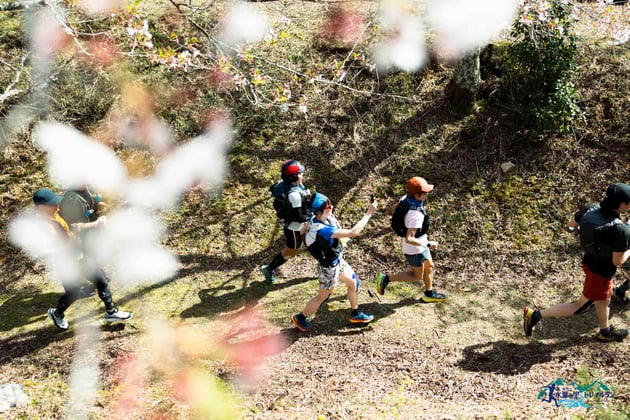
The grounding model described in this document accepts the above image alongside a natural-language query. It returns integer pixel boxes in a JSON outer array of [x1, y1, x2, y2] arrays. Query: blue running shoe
[[349, 311, 374, 324], [261, 265, 276, 284], [375, 273, 388, 295], [291, 313, 312, 332]]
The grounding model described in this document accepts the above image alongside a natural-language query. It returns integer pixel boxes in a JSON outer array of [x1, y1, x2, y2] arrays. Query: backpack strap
[[306, 216, 342, 266], [403, 197, 428, 237]]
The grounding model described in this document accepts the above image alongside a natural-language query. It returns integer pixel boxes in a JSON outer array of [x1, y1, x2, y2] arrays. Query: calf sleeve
[[268, 253, 287, 271], [352, 273, 360, 292], [574, 300, 594, 315], [57, 286, 81, 315], [318, 293, 332, 309], [89, 268, 114, 310]]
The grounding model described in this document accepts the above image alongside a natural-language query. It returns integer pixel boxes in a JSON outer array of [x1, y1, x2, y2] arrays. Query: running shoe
[[291, 313, 312, 332], [349, 311, 374, 324], [421, 290, 446, 303], [375, 273, 388, 295], [261, 265, 276, 284], [48, 308, 69, 331], [104, 308, 133, 322], [595, 326, 628, 343], [523, 306, 541, 337]]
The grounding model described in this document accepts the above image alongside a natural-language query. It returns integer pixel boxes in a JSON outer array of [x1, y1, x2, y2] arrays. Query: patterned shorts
[[317, 258, 349, 290]]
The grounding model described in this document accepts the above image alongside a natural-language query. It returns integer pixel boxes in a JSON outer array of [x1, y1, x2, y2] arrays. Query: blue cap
[[311, 192, 329, 213], [33, 188, 63, 206]]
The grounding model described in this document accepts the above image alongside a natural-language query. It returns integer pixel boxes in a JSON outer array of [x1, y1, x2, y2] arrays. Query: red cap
[[281, 160, 305, 176], [406, 177, 434, 194]]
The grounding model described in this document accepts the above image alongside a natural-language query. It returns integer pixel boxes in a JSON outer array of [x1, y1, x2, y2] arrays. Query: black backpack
[[59, 190, 96, 225], [576, 204, 622, 258], [390, 198, 429, 238], [269, 182, 291, 220]]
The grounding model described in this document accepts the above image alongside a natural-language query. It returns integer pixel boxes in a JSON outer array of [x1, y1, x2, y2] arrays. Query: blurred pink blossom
[[319, 6, 366, 47], [31, 13, 72, 59], [85, 36, 117, 66]]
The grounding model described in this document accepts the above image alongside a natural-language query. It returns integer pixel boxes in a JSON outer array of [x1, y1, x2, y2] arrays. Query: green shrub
[[49, 63, 117, 131], [499, 0, 584, 134]]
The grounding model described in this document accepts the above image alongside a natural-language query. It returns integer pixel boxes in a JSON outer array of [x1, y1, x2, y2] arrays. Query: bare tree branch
[[167, 0, 211, 39], [0, 54, 75, 151], [168, 0, 425, 104], [0, 53, 30, 103], [44, 0, 91, 55]]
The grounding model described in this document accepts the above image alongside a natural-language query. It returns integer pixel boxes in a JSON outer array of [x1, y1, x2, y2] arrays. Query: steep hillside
[[1, 1, 629, 419]]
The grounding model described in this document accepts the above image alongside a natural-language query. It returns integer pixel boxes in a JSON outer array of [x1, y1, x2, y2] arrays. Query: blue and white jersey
[[305, 214, 343, 267]]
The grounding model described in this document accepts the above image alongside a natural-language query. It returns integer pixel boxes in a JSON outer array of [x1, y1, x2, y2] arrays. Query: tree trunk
[[454, 47, 481, 93], [446, 47, 481, 112]]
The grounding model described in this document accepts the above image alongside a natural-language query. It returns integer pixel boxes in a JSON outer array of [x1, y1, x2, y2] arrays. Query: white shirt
[[286, 189, 306, 231], [401, 207, 429, 255]]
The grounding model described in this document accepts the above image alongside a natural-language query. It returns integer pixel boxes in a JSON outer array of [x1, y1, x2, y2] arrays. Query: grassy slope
[[1, 1, 630, 419]]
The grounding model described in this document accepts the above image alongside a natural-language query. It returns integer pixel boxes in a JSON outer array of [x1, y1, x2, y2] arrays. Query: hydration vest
[[391, 197, 429, 238], [269, 182, 310, 222], [305, 216, 343, 267]]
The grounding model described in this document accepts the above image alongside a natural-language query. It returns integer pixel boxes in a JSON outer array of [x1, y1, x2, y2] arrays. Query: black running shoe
[[595, 326, 628, 343]]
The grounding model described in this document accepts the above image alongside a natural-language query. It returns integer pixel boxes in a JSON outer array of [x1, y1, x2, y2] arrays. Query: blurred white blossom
[[124, 126, 232, 210], [373, 0, 517, 70], [83, 208, 179, 285], [8, 211, 82, 286], [65, 324, 100, 419], [79, 0, 122, 16], [425, 0, 518, 59], [33, 122, 128, 193], [118, 116, 176, 155], [373, 1, 427, 72], [218, 2, 269, 47]]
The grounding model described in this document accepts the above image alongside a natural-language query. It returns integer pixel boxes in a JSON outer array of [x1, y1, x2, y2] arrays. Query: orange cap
[[406, 177, 434, 194]]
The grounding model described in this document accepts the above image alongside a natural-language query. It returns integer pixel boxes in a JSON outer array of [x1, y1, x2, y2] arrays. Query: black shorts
[[284, 226, 303, 249]]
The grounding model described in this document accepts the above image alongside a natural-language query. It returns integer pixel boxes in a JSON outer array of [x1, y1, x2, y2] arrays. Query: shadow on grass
[[0, 320, 138, 367], [0, 291, 60, 332], [0, 325, 69, 366], [458, 310, 613, 375], [457, 337, 592, 376], [0, 288, 142, 367], [180, 276, 314, 319], [283, 296, 420, 337]]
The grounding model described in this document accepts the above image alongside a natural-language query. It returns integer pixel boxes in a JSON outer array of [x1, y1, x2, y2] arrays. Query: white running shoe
[[48, 308, 69, 330], [104, 308, 133, 322]]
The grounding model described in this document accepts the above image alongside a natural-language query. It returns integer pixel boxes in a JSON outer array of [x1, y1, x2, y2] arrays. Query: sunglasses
[[317, 200, 332, 212]]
